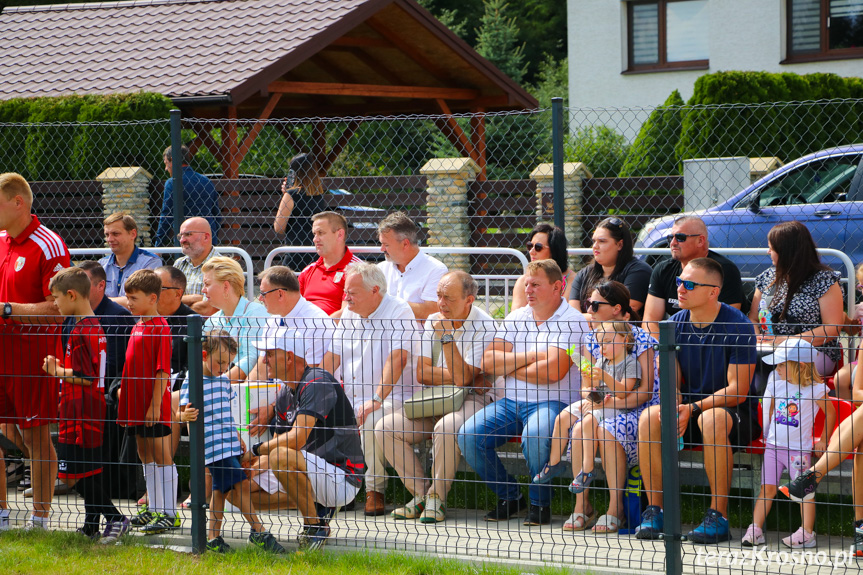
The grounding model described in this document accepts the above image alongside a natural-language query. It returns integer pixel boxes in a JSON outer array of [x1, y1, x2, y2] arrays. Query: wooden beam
[[327, 46, 406, 85], [268, 81, 477, 100], [323, 120, 362, 173], [365, 17, 450, 83], [312, 121, 327, 168], [435, 98, 477, 163], [236, 93, 283, 167], [331, 36, 390, 48], [225, 107, 240, 180], [311, 52, 365, 84], [470, 110, 487, 181], [194, 124, 225, 167]]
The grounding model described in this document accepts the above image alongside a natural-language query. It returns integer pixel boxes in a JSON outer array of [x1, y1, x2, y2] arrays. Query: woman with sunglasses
[[554, 280, 659, 532], [569, 217, 652, 316], [273, 153, 330, 273], [748, 221, 845, 380], [511, 223, 576, 311]]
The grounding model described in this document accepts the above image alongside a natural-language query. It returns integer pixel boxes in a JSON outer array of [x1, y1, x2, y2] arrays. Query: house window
[[787, 0, 863, 61], [627, 0, 709, 72]]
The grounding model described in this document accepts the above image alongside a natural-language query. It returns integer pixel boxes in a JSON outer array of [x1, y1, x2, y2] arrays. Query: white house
[[568, 0, 863, 138]]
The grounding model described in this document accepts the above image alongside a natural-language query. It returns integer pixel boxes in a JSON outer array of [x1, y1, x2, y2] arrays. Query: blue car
[[636, 145, 863, 279]]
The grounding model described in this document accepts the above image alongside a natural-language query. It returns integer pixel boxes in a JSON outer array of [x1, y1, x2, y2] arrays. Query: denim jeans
[[457, 397, 567, 507]]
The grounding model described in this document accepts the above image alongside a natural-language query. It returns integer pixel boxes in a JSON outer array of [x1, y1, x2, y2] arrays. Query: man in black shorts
[[637, 258, 758, 544]]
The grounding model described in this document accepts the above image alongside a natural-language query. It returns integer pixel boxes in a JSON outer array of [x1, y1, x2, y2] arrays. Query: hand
[[240, 451, 256, 465], [281, 178, 291, 194], [179, 406, 199, 423], [144, 403, 160, 427], [676, 404, 693, 437], [431, 319, 456, 336], [42, 355, 59, 376], [248, 403, 275, 438], [602, 394, 617, 409], [756, 335, 776, 345], [356, 399, 381, 427], [812, 438, 827, 458]]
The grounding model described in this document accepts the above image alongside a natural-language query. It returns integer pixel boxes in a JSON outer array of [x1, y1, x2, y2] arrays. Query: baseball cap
[[253, 328, 306, 359], [762, 338, 817, 365]]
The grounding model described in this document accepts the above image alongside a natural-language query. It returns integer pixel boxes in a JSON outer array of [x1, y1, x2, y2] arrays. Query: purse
[[403, 385, 467, 420]]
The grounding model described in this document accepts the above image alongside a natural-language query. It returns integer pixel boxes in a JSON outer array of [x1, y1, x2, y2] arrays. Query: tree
[[620, 90, 684, 177], [474, 0, 526, 84]]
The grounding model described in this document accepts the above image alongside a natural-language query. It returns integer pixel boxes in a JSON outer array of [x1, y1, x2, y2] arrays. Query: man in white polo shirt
[[376, 211, 447, 321], [321, 262, 417, 516], [458, 260, 589, 526]]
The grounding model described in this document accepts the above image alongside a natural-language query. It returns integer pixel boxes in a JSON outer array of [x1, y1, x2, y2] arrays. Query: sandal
[[562, 509, 598, 532], [592, 514, 622, 534], [568, 470, 595, 494], [180, 495, 192, 509], [532, 460, 567, 484], [137, 494, 148, 506]]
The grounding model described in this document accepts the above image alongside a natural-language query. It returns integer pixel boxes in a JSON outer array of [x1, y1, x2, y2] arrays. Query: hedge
[[619, 89, 684, 177], [0, 92, 173, 180]]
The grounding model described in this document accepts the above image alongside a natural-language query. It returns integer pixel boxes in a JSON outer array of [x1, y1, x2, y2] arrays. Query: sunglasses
[[676, 277, 719, 291], [666, 233, 702, 243], [258, 287, 283, 300], [526, 242, 545, 252], [604, 217, 625, 228], [160, 286, 182, 291], [586, 300, 614, 312]]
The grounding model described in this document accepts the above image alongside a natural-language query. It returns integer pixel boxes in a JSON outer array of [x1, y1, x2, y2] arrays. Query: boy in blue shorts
[[180, 329, 284, 553]]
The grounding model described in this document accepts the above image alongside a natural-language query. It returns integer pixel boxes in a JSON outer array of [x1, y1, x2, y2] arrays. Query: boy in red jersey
[[42, 267, 129, 542], [117, 269, 178, 534]]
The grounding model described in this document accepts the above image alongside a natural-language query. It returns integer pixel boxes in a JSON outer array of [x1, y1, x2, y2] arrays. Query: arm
[[190, 299, 218, 316], [510, 275, 527, 311], [321, 351, 340, 375], [813, 394, 837, 457], [416, 356, 454, 386], [683, 362, 755, 419], [641, 294, 666, 340], [41, 356, 93, 386], [481, 339, 525, 378], [258, 413, 317, 455], [7, 298, 63, 326], [748, 288, 763, 325], [273, 189, 295, 234], [356, 348, 409, 425], [145, 370, 170, 424], [109, 296, 130, 310], [408, 300, 439, 321], [512, 346, 574, 385]]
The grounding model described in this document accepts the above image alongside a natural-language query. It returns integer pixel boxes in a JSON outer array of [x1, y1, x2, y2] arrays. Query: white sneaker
[[390, 495, 425, 520], [420, 494, 446, 523], [23, 517, 47, 531], [782, 527, 816, 549], [741, 523, 765, 546]]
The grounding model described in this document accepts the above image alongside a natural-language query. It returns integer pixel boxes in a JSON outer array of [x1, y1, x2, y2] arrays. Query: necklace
[[688, 321, 715, 342]]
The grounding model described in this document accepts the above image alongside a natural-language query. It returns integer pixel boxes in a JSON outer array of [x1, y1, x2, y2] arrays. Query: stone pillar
[[97, 167, 155, 246], [531, 162, 592, 272], [420, 157, 479, 272]]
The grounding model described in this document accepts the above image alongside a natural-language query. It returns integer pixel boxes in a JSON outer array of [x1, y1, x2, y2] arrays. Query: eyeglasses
[[160, 286, 182, 291], [258, 287, 282, 300], [666, 233, 702, 243], [177, 231, 207, 240], [586, 300, 613, 312], [676, 277, 719, 291], [526, 242, 545, 252]]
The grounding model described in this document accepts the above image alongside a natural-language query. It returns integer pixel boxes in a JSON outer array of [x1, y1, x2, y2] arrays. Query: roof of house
[[0, 0, 537, 117]]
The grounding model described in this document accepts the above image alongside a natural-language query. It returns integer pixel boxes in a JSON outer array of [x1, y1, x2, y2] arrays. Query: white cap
[[253, 328, 305, 359], [762, 338, 818, 365]]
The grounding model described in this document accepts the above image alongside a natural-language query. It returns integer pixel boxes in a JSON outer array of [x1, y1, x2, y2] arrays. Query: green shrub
[[564, 124, 628, 177], [620, 89, 684, 177]]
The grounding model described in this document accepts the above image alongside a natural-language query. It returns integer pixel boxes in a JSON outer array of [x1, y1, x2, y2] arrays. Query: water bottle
[[757, 287, 774, 335], [619, 465, 643, 534]]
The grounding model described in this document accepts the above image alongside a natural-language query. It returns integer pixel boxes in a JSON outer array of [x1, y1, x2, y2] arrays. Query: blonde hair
[[856, 262, 863, 285], [781, 360, 821, 388], [104, 212, 138, 232], [526, 259, 563, 285], [0, 172, 32, 204], [202, 328, 238, 355], [598, 321, 635, 355], [202, 256, 245, 298]]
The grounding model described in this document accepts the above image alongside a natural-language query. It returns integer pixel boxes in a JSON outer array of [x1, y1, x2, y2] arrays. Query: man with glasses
[[173, 217, 220, 316], [99, 212, 162, 309], [642, 215, 744, 338], [636, 257, 758, 544]]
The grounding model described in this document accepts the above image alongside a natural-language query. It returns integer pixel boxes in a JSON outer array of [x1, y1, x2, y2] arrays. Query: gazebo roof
[[0, 0, 538, 117]]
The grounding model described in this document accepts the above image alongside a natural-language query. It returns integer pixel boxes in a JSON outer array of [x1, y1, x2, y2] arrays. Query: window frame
[[625, 0, 710, 74], [784, 0, 863, 63]]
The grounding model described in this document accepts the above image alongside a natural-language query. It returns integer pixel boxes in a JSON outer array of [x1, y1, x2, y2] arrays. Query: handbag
[[403, 385, 467, 420]]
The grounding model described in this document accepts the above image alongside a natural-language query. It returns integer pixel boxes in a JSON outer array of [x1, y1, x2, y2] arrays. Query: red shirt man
[[298, 211, 361, 315]]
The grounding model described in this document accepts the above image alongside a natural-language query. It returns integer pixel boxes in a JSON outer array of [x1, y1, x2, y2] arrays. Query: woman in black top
[[273, 153, 330, 272]]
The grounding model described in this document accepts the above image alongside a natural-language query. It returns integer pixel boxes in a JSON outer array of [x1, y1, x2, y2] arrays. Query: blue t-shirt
[[671, 303, 757, 409], [179, 374, 242, 465], [156, 167, 220, 246]]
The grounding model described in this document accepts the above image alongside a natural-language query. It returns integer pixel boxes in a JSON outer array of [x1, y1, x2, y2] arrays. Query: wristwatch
[[689, 403, 702, 418], [440, 331, 455, 345], [372, 392, 384, 404], [1, 302, 11, 318], [252, 442, 264, 457]]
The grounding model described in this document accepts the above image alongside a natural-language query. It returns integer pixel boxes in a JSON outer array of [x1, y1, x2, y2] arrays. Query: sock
[[142, 462, 158, 512], [29, 515, 48, 526], [0, 509, 9, 520], [155, 465, 178, 518]]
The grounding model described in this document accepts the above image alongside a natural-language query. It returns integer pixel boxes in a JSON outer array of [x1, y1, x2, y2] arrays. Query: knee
[[699, 409, 732, 442], [638, 407, 660, 437]]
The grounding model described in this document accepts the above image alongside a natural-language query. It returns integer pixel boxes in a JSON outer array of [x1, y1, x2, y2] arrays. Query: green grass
[[0, 529, 578, 575]]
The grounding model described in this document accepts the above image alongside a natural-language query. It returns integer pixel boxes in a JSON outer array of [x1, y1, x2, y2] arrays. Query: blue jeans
[[458, 397, 567, 507]]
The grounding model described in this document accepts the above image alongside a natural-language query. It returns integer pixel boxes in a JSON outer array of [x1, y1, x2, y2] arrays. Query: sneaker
[[139, 513, 179, 535], [23, 517, 47, 531], [568, 470, 595, 495], [0, 511, 10, 531], [741, 524, 765, 547], [687, 508, 732, 544], [854, 523, 863, 557], [75, 527, 100, 541], [779, 468, 821, 502], [296, 524, 329, 551], [17, 465, 31, 491], [5, 459, 24, 484], [100, 517, 131, 545], [130, 506, 155, 528], [782, 527, 816, 549], [391, 495, 425, 520], [420, 494, 446, 523], [484, 496, 527, 522], [315, 503, 335, 525], [635, 505, 664, 540], [523, 504, 552, 526], [249, 530, 286, 553], [206, 535, 231, 553], [532, 461, 567, 484]]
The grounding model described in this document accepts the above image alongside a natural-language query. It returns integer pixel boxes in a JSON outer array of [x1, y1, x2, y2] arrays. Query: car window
[[753, 155, 861, 208]]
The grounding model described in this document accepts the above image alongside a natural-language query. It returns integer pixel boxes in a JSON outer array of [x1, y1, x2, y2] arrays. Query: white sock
[[0, 508, 9, 519], [143, 462, 158, 512], [156, 465, 178, 518], [29, 515, 48, 526]]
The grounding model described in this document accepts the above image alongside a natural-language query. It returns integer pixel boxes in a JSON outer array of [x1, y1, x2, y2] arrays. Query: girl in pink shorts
[[742, 338, 836, 549]]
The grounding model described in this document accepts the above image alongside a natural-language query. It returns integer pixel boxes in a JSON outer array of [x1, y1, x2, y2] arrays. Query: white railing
[[264, 245, 530, 270]]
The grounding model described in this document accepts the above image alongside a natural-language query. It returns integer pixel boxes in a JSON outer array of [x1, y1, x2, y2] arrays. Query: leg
[[374, 409, 433, 498], [457, 398, 522, 502], [360, 404, 393, 496], [270, 447, 318, 525], [637, 405, 664, 508], [548, 410, 576, 467], [20, 424, 57, 518], [522, 401, 566, 508], [699, 408, 734, 517], [225, 480, 264, 532], [208, 489, 225, 539], [813, 406, 863, 478], [854, 450, 863, 524], [834, 364, 853, 401], [428, 396, 486, 500], [579, 414, 599, 474], [753, 485, 777, 527], [596, 428, 627, 523]]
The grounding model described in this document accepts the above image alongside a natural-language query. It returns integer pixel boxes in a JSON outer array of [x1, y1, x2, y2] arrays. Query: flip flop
[[137, 494, 148, 506], [180, 495, 192, 509], [562, 509, 598, 531], [592, 514, 622, 534]]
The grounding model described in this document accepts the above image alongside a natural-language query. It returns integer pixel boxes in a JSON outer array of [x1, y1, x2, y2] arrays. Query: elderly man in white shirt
[[374, 271, 499, 523], [376, 211, 447, 321], [321, 262, 417, 516], [458, 259, 589, 527]]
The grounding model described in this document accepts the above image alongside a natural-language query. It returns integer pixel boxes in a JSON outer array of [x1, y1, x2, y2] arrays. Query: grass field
[[0, 529, 578, 575]]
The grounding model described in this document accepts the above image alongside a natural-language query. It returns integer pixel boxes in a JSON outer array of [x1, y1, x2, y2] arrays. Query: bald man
[[173, 217, 220, 315]]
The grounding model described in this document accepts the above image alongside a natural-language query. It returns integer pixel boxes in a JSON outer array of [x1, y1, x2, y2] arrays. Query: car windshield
[[745, 155, 861, 208]]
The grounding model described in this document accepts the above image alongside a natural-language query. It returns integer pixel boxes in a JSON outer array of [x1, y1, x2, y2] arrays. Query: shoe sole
[[741, 540, 765, 547], [688, 534, 732, 544], [636, 528, 663, 540]]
